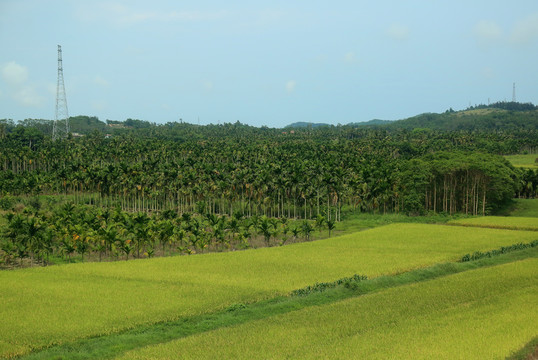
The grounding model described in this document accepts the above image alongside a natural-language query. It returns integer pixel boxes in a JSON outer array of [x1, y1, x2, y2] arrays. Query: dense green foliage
[[1, 119, 536, 224], [0, 200, 319, 267], [385, 103, 538, 132], [2, 118, 537, 267]]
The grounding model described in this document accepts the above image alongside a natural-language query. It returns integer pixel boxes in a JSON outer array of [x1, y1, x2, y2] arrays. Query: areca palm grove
[[0, 115, 537, 267]]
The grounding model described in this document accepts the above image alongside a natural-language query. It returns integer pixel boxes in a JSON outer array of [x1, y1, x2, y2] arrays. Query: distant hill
[[69, 115, 106, 134], [285, 122, 331, 128], [385, 108, 538, 131], [285, 119, 393, 128], [4, 101, 537, 135], [349, 119, 393, 127]]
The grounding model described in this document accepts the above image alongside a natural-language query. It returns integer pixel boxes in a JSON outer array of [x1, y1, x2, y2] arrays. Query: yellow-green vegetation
[[449, 216, 538, 231], [2, 223, 538, 358], [116, 258, 538, 360], [504, 154, 538, 169], [507, 199, 538, 217]]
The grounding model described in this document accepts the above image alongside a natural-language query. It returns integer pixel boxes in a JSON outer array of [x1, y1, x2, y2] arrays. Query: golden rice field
[[116, 258, 538, 360], [1, 223, 538, 358], [449, 216, 538, 231]]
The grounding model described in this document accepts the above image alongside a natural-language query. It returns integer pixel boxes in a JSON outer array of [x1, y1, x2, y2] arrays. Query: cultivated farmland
[[2, 223, 537, 358], [116, 258, 538, 360], [449, 216, 538, 231]]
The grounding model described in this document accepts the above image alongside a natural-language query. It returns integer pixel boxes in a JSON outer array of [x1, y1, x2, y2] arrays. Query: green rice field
[[504, 154, 538, 169], [2, 223, 538, 358], [116, 258, 538, 360], [449, 216, 538, 231]]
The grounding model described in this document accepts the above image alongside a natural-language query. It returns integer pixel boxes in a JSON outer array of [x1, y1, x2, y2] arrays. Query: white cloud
[[203, 80, 214, 91], [474, 20, 503, 41], [510, 13, 538, 44], [13, 86, 43, 107], [473, 15, 538, 48], [285, 80, 296, 93], [386, 23, 410, 41], [93, 75, 110, 87], [0, 61, 44, 107], [344, 52, 357, 63], [1, 61, 29, 86], [481, 66, 495, 79], [46, 83, 57, 96], [254, 9, 287, 26], [91, 100, 107, 111]]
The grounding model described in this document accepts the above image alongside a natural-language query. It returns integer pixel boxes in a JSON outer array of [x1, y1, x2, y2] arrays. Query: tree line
[[0, 199, 337, 267], [0, 124, 535, 219]]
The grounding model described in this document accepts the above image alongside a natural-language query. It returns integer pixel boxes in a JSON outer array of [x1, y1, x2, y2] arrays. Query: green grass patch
[[504, 154, 538, 169], [449, 216, 538, 231], [3, 223, 538, 358], [116, 256, 538, 360], [502, 198, 538, 217], [20, 245, 538, 360]]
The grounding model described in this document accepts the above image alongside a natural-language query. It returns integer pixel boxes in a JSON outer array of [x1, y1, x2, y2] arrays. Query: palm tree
[[257, 216, 273, 246], [301, 220, 314, 241], [326, 219, 336, 238]]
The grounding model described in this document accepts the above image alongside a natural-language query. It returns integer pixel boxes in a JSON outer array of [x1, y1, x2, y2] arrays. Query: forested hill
[[384, 109, 538, 131], [383, 102, 538, 131], [286, 119, 392, 128], [1, 102, 537, 136]]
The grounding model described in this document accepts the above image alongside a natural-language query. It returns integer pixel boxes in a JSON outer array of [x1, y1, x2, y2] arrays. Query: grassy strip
[[19, 246, 538, 360], [448, 216, 538, 231], [448, 222, 538, 232], [506, 336, 538, 360], [290, 274, 368, 296], [460, 240, 538, 262]]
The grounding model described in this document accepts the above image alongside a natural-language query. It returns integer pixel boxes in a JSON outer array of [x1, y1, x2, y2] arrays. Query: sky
[[1, 1, 538, 128]]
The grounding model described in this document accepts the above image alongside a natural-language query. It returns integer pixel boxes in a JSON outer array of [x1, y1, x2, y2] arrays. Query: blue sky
[[1, 1, 538, 128]]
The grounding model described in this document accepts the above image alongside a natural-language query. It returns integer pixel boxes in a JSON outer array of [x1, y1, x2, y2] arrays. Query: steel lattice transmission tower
[[512, 82, 516, 102], [53, 45, 70, 140]]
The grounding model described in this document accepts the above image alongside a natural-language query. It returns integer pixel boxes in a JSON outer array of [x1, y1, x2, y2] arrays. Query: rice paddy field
[[504, 154, 538, 169], [449, 216, 538, 231], [2, 223, 538, 358], [116, 258, 538, 360]]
